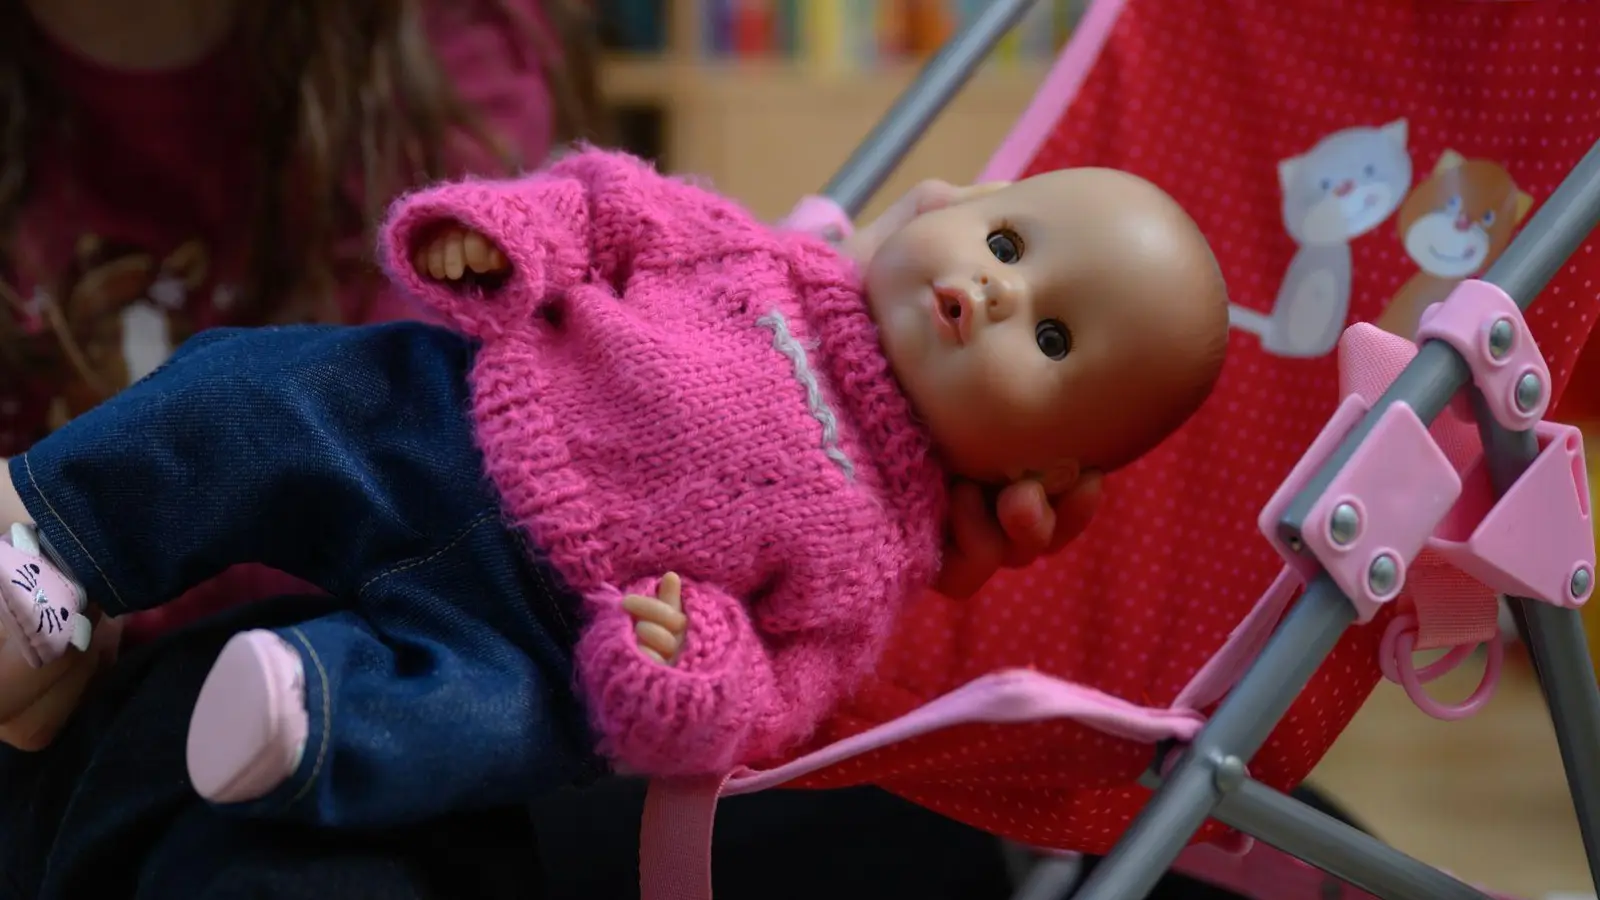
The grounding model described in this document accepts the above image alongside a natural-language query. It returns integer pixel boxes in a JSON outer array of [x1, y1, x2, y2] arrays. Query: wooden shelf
[[595, 54, 1047, 220], [600, 55, 1050, 107]]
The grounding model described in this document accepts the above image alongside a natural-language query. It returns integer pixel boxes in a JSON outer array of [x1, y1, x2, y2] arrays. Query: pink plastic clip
[[1258, 394, 1370, 586], [1259, 398, 1463, 622], [1427, 421, 1596, 608], [1378, 613, 1503, 721], [1415, 280, 1551, 431], [778, 195, 852, 244]]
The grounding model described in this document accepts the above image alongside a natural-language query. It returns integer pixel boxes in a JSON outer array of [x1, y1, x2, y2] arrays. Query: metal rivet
[[1368, 554, 1398, 596], [1515, 372, 1543, 412], [1487, 317, 1515, 359], [1212, 754, 1247, 793], [1329, 503, 1360, 546], [1574, 567, 1593, 600]]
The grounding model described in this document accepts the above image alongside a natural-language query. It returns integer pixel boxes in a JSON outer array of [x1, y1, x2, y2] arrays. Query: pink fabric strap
[[640, 777, 1524, 900], [640, 774, 729, 900]]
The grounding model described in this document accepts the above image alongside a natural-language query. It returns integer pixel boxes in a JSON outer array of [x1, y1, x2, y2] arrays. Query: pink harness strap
[[640, 774, 729, 900], [641, 775, 1516, 900], [634, 545, 1525, 900]]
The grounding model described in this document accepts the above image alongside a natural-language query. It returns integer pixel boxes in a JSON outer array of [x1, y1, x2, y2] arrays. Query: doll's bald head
[[866, 167, 1229, 485]]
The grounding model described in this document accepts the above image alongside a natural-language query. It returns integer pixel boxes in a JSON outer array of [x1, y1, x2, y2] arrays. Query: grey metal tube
[[1213, 778, 1498, 900], [821, 0, 1044, 216]]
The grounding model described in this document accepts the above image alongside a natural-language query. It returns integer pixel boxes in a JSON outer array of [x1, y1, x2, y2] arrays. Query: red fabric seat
[[781, 0, 1600, 855]]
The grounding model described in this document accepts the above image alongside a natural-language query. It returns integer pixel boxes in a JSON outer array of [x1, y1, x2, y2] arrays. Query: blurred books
[[705, 0, 1073, 67], [600, 0, 1075, 68]]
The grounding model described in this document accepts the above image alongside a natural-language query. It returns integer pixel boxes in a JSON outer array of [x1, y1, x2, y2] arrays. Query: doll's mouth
[[931, 284, 973, 345]]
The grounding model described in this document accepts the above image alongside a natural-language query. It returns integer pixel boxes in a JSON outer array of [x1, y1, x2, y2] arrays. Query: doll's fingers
[[634, 620, 680, 659], [443, 234, 466, 281], [620, 594, 687, 633], [638, 645, 666, 665], [658, 572, 683, 613], [427, 235, 448, 280], [463, 232, 503, 274]]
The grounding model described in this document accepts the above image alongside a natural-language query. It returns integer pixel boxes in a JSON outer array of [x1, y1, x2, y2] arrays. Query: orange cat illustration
[[1377, 150, 1533, 338]]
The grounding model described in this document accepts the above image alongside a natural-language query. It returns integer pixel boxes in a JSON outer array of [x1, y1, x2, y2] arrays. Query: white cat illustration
[[1230, 120, 1413, 358]]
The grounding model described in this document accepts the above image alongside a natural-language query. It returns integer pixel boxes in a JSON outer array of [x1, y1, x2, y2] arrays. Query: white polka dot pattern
[[780, 0, 1600, 855]]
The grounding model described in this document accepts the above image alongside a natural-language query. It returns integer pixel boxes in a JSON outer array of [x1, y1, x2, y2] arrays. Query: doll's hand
[[622, 572, 688, 666], [934, 473, 1104, 600], [0, 607, 122, 751], [412, 225, 509, 282]]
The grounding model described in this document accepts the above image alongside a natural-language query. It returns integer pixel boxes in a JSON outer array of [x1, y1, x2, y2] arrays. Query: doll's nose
[[976, 274, 1019, 321]]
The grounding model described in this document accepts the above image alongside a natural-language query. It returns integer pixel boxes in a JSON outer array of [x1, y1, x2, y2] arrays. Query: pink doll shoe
[[0, 522, 91, 668], [186, 629, 310, 805]]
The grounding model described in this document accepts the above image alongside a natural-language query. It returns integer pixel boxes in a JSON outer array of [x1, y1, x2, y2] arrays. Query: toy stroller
[[637, 2, 1600, 899]]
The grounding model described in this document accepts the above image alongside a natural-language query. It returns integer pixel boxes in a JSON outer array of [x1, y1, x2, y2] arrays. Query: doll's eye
[[987, 229, 1023, 264], [1035, 319, 1071, 360]]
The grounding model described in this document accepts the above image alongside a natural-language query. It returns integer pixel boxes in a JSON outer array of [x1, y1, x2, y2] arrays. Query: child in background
[[0, 0, 602, 750]]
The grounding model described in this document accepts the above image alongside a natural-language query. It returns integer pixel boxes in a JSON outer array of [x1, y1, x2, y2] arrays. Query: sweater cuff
[[379, 175, 590, 339], [575, 577, 757, 775]]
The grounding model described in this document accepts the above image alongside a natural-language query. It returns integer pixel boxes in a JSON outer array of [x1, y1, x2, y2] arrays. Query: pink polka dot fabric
[[780, 0, 1600, 855]]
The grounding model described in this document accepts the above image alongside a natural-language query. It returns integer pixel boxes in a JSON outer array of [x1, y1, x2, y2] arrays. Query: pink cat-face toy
[[0, 523, 92, 667]]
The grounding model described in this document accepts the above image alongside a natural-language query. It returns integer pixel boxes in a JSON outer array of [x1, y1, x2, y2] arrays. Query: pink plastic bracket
[[1258, 394, 1370, 587], [1301, 403, 1463, 621], [1415, 280, 1552, 431], [1258, 398, 1464, 621], [1428, 421, 1595, 608]]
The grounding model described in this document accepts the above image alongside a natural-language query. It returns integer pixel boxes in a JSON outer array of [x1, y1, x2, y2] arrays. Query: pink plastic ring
[[1378, 615, 1503, 721], [1377, 615, 1451, 683], [1378, 615, 1476, 685]]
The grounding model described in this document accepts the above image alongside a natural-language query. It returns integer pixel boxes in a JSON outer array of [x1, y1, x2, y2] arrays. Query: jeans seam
[[354, 509, 499, 600], [21, 453, 128, 614], [280, 625, 332, 811]]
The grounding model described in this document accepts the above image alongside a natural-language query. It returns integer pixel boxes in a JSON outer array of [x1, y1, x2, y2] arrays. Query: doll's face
[[865, 169, 1229, 483]]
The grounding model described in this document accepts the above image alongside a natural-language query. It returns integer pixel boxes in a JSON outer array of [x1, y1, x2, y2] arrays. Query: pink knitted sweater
[[381, 148, 947, 776]]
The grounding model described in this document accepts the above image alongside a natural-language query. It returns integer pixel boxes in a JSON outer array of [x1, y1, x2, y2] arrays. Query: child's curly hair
[[0, 0, 601, 342]]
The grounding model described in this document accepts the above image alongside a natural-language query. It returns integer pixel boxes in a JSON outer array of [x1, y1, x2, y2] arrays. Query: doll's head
[[865, 168, 1229, 486]]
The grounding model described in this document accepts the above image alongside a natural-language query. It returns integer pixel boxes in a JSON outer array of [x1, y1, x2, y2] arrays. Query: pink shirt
[[382, 149, 948, 774], [2, 3, 561, 642]]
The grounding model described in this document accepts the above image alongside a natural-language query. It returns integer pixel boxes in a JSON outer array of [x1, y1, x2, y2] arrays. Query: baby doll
[[0, 148, 1227, 828]]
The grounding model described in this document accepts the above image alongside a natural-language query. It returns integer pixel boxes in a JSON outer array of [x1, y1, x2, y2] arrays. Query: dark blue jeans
[[0, 595, 549, 900], [10, 323, 602, 828]]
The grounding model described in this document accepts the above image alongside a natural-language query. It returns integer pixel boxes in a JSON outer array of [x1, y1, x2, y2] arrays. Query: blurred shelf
[[599, 54, 1051, 107], [595, 53, 1046, 221]]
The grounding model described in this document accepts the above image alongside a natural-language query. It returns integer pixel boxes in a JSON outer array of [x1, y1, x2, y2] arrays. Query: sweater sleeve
[[378, 172, 596, 340], [575, 575, 859, 776]]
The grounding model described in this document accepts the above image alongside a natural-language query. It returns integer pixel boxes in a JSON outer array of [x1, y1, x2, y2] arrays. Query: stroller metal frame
[[822, 2, 1600, 898]]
